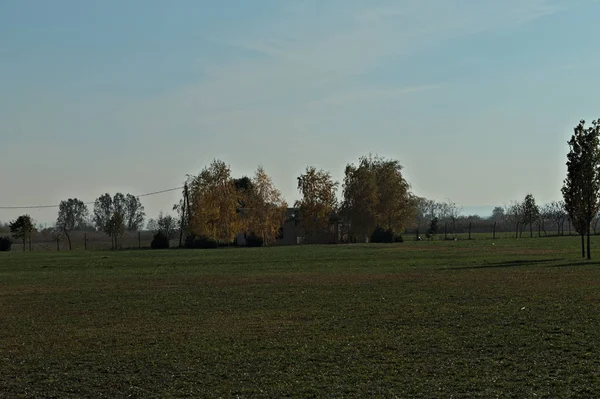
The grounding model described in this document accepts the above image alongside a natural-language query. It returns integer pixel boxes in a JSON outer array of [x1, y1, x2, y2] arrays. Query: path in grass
[[1, 237, 599, 397]]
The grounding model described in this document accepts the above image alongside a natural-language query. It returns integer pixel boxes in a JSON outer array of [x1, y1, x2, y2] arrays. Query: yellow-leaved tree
[[188, 159, 242, 243], [246, 166, 287, 245]]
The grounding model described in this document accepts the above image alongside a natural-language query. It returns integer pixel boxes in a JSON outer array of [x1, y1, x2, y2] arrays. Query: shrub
[[370, 227, 395, 243], [151, 231, 170, 249], [184, 234, 219, 249], [246, 233, 264, 247], [0, 236, 11, 251]]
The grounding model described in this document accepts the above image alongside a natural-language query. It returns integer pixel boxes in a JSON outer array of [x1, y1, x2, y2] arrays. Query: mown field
[[1, 237, 600, 398]]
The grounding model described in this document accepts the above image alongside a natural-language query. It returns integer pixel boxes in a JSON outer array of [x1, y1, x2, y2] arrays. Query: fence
[[3, 230, 176, 252]]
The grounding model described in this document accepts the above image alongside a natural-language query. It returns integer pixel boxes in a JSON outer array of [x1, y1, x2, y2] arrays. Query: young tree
[[56, 198, 88, 250], [9, 215, 34, 252], [562, 120, 600, 259], [245, 166, 288, 245], [106, 212, 125, 249], [522, 194, 539, 238], [295, 166, 338, 243]]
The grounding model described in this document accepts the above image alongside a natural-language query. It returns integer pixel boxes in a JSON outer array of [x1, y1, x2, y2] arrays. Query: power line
[[0, 186, 184, 210]]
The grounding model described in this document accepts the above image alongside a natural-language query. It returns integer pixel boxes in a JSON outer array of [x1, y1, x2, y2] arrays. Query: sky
[[2, 0, 600, 226]]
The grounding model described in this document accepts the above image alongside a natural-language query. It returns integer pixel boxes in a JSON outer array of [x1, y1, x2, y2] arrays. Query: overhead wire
[[0, 186, 184, 210]]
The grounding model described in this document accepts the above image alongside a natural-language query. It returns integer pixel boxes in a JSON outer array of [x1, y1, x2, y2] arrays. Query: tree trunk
[[493, 222, 496, 240], [22, 238, 25, 252], [581, 233, 585, 258], [65, 231, 72, 251], [588, 222, 592, 260], [530, 222, 533, 238]]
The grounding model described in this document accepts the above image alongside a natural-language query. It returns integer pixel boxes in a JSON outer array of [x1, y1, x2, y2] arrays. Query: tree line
[[2, 124, 600, 258]]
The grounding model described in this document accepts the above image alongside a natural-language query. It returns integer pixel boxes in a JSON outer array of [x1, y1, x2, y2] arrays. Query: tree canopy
[[341, 155, 415, 242], [56, 198, 88, 250], [562, 119, 600, 259]]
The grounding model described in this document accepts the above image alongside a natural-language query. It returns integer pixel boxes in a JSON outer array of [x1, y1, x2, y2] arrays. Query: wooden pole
[[178, 183, 188, 248]]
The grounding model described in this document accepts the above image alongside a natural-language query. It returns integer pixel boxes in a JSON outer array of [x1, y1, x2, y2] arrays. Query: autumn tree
[[341, 155, 415, 242], [245, 166, 287, 245], [56, 198, 88, 250], [9, 214, 34, 252], [188, 159, 242, 243], [562, 120, 600, 259], [93, 193, 126, 249], [295, 166, 338, 243]]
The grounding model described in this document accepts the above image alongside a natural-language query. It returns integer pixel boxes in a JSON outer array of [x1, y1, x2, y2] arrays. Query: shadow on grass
[[440, 258, 563, 270], [549, 261, 600, 268]]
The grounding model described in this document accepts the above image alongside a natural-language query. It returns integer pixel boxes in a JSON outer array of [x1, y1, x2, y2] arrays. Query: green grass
[[1, 237, 600, 398]]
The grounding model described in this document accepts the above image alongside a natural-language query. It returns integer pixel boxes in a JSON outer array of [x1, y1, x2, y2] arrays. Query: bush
[[394, 234, 404, 243], [370, 227, 395, 243], [184, 234, 219, 249], [246, 233, 264, 247], [0, 236, 11, 251], [151, 231, 170, 249]]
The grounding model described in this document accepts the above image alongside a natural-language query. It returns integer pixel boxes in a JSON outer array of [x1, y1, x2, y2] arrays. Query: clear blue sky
[[2, 0, 600, 225]]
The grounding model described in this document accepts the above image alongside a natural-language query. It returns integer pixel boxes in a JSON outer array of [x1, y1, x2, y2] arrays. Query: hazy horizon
[[3, 0, 600, 226]]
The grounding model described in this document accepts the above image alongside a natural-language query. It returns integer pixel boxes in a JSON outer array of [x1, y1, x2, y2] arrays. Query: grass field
[[2, 237, 600, 398]]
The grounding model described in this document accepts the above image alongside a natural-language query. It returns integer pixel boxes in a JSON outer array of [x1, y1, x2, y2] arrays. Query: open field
[[2, 237, 600, 397]]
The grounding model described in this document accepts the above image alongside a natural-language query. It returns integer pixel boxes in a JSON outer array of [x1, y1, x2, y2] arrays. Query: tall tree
[[341, 155, 415, 242], [562, 120, 600, 259], [9, 215, 34, 252], [295, 166, 338, 243], [124, 194, 145, 231], [56, 198, 88, 250], [93, 193, 126, 249], [522, 194, 539, 238], [245, 166, 288, 245], [188, 159, 242, 243]]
